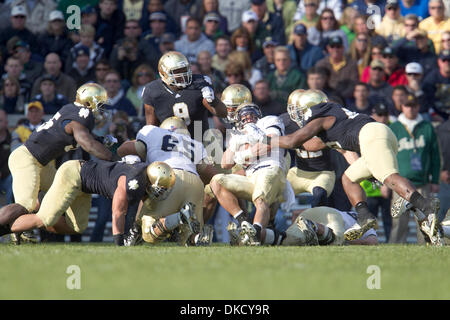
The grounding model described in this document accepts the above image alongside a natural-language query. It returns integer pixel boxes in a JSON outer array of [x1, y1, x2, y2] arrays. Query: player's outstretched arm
[[202, 98, 227, 118], [302, 137, 327, 152], [69, 121, 113, 161], [272, 118, 325, 150], [112, 176, 128, 246]]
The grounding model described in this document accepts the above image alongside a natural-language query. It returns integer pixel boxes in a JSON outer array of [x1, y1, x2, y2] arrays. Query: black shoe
[[124, 224, 143, 246]]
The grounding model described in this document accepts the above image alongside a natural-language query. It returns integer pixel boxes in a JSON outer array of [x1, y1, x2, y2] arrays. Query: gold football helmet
[[158, 51, 192, 88], [221, 84, 252, 123], [146, 161, 176, 200], [75, 83, 108, 121], [287, 89, 328, 127], [160, 116, 190, 136]]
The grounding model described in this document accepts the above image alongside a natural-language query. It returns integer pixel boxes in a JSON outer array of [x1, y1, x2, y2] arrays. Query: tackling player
[[117, 117, 217, 246], [7, 83, 116, 217], [0, 160, 194, 246], [210, 103, 287, 246], [264, 89, 441, 244], [142, 51, 227, 137]]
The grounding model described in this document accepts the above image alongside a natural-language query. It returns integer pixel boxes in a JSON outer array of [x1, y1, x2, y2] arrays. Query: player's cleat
[[296, 217, 319, 246], [427, 198, 440, 239], [227, 221, 240, 246], [177, 202, 196, 246], [124, 224, 143, 246], [420, 214, 444, 247], [391, 197, 414, 218], [238, 221, 260, 246], [344, 218, 378, 241], [195, 224, 214, 246], [10, 231, 38, 244]]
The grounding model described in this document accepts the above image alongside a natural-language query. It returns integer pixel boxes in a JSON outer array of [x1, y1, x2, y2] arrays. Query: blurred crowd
[[0, 0, 449, 243]]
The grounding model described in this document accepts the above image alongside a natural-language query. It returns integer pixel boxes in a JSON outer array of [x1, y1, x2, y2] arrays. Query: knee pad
[[311, 187, 328, 207]]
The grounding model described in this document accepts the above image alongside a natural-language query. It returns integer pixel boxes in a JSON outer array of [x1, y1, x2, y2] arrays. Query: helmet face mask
[[236, 103, 262, 130], [146, 162, 176, 201], [225, 105, 239, 123], [287, 89, 327, 128], [287, 103, 306, 128], [158, 52, 192, 89], [75, 83, 108, 113]]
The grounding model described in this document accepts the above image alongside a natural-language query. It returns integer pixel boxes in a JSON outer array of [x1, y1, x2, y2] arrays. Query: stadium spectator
[[389, 96, 441, 244], [66, 24, 105, 73], [122, 19, 144, 42], [10, 0, 57, 34], [307, 8, 349, 51], [419, 0, 450, 54], [67, 45, 97, 87], [353, 15, 387, 47], [266, 0, 297, 40], [224, 62, 251, 90], [350, 32, 372, 77], [110, 37, 149, 83], [239, 12, 262, 62], [366, 59, 394, 106], [9, 38, 43, 86], [347, 82, 376, 115], [104, 70, 137, 116], [37, 10, 73, 63], [80, 4, 98, 26], [252, 79, 284, 116], [142, 11, 168, 51], [422, 50, 450, 120], [393, 29, 438, 75], [254, 37, 277, 78], [203, 12, 225, 42], [0, 5, 39, 55], [212, 35, 232, 73], [31, 53, 77, 102], [251, 0, 286, 46], [294, 0, 343, 22], [339, 6, 358, 45], [218, 0, 252, 34], [174, 17, 215, 63], [158, 33, 176, 55], [196, 50, 226, 93], [389, 85, 409, 120], [306, 66, 335, 97], [32, 74, 69, 114], [198, 0, 228, 35], [164, 0, 203, 32], [287, 23, 324, 73], [0, 110, 13, 205], [375, 0, 405, 43], [441, 31, 450, 52], [95, 0, 126, 55], [0, 77, 25, 114], [126, 64, 156, 117], [139, 0, 179, 36], [2, 57, 32, 102], [267, 46, 306, 106], [351, 0, 386, 17], [292, 0, 319, 30], [436, 117, 450, 222], [399, 0, 429, 20], [10, 100, 45, 151], [404, 62, 432, 117], [93, 59, 112, 86], [226, 51, 262, 88], [379, 46, 408, 86], [315, 36, 359, 91]]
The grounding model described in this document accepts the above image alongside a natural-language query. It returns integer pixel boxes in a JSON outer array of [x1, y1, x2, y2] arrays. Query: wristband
[[113, 234, 124, 246]]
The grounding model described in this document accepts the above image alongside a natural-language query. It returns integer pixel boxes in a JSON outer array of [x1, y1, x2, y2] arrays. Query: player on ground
[[142, 51, 227, 137], [210, 103, 287, 246], [118, 117, 216, 246], [264, 89, 441, 244], [0, 160, 195, 246], [5, 83, 116, 242]]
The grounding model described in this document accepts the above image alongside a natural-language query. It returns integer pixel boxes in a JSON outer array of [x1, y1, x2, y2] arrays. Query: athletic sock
[[410, 191, 438, 216], [233, 210, 246, 224], [355, 202, 375, 225], [253, 223, 262, 242], [263, 228, 275, 245]]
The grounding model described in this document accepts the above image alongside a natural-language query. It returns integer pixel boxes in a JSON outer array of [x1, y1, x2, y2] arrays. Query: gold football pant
[[345, 122, 399, 183], [36, 160, 92, 233], [211, 166, 286, 205], [8, 145, 56, 212], [287, 167, 335, 197], [299, 206, 345, 245]]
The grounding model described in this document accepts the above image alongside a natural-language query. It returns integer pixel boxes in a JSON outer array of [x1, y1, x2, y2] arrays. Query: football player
[[142, 51, 227, 138], [281, 89, 336, 207], [0, 160, 195, 246], [264, 89, 441, 244], [283, 206, 378, 246], [117, 117, 216, 246], [210, 103, 287, 246], [6, 83, 117, 234]]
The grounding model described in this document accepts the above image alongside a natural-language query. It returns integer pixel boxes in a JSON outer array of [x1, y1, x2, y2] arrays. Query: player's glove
[[103, 134, 118, 148], [201, 86, 215, 103]]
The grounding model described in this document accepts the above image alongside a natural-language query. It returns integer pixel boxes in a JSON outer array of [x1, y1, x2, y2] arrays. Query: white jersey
[[340, 211, 377, 240], [237, 116, 286, 176], [137, 125, 207, 175]]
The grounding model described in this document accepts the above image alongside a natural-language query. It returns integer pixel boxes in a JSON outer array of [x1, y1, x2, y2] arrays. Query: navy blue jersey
[[141, 74, 210, 137], [280, 112, 333, 172], [80, 160, 148, 205], [305, 102, 375, 153], [25, 103, 95, 166]]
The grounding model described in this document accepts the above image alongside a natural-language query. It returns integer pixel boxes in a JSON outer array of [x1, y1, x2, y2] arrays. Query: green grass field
[[0, 243, 449, 300]]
